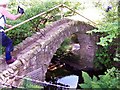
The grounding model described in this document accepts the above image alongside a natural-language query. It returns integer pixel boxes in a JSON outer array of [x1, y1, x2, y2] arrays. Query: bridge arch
[[0, 18, 96, 87]]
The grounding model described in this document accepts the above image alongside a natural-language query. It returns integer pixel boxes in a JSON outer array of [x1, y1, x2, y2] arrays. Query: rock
[[71, 43, 80, 55]]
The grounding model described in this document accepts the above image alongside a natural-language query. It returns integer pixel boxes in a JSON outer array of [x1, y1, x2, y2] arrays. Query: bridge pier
[[76, 33, 97, 70]]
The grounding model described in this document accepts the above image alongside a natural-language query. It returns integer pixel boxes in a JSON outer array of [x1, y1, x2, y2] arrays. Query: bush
[[7, 0, 63, 45], [6, 0, 82, 45], [87, 1, 120, 70], [80, 67, 120, 89]]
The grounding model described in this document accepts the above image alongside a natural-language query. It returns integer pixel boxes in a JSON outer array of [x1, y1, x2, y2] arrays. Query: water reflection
[[57, 75, 79, 88]]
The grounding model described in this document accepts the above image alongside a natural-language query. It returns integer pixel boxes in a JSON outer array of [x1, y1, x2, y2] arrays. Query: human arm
[[0, 7, 22, 20]]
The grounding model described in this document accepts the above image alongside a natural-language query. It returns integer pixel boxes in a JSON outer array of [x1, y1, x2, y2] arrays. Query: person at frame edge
[[0, 0, 24, 64]]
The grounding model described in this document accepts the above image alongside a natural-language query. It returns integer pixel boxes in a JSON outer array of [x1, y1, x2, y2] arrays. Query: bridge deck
[[0, 19, 73, 72], [0, 18, 95, 87]]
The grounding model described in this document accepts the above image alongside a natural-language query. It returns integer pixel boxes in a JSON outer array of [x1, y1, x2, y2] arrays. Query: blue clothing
[[0, 31, 13, 61], [0, 14, 14, 61]]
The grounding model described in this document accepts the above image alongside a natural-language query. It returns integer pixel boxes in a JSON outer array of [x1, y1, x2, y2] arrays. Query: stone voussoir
[[0, 18, 96, 87]]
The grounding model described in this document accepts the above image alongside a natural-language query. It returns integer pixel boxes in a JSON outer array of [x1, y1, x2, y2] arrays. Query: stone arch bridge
[[0, 18, 96, 87]]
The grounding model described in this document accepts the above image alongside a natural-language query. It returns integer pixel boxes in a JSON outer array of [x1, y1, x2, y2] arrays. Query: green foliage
[[89, 22, 119, 46], [80, 71, 101, 88], [87, 1, 119, 46], [60, 38, 71, 51], [6, 0, 82, 46], [87, 1, 120, 70], [94, 46, 112, 69], [22, 79, 43, 89], [80, 67, 120, 89], [114, 48, 120, 62], [54, 38, 72, 60], [6, 0, 63, 45], [81, 2, 120, 88], [98, 67, 120, 88]]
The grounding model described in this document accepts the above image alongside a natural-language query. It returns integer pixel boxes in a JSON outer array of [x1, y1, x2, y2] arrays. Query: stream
[[44, 59, 106, 90], [44, 43, 106, 89]]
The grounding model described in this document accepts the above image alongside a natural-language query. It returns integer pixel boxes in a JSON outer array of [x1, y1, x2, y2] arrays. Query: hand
[[18, 6, 24, 14], [5, 24, 13, 28], [8, 25, 13, 28]]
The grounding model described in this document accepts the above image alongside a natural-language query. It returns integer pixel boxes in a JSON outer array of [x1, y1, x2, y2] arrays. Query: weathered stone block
[[0, 18, 96, 87]]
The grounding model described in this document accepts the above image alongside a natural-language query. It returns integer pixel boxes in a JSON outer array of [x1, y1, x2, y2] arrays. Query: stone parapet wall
[[0, 18, 95, 87]]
